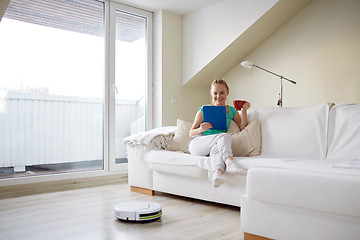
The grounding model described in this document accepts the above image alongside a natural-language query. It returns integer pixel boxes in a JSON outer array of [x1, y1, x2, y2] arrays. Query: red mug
[[233, 100, 247, 110]]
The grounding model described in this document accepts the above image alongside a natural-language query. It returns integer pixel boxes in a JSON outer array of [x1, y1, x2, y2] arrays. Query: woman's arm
[[240, 109, 248, 130], [233, 102, 251, 131], [189, 110, 213, 137]]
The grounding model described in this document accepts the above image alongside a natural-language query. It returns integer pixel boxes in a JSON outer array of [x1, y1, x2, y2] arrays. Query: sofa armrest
[[127, 145, 154, 190]]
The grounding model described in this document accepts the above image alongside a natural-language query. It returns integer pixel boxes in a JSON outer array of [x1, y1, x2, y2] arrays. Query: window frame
[[107, 1, 153, 172]]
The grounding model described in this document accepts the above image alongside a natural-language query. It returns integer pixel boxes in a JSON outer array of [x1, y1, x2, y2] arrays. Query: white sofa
[[125, 103, 360, 240], [241, 103, 360, 240]]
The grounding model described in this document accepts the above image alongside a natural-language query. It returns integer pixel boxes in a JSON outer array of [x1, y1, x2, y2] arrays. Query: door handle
[[112, 84, 118, 94]]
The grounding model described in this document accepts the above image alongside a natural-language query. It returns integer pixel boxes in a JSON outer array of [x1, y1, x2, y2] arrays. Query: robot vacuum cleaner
[[114, 201, 162, 222]]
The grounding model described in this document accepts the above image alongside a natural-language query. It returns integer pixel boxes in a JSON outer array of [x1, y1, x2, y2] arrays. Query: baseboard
[[244, 232, 273, 240], [130, 186, 155, 196]]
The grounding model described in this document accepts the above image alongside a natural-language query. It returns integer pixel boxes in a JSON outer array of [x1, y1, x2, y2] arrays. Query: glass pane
[[0, 0, 105, 178], [114, 10, 147, 164]]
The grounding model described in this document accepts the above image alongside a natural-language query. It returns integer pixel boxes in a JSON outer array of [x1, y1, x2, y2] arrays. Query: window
[[0, 0, 153, 178], [113, 7, 150, 167]]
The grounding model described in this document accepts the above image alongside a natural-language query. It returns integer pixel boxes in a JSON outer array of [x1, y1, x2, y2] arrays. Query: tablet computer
[[202, 105, 227, 130]]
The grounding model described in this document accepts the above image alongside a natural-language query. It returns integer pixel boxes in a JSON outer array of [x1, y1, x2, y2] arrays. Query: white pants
[[188, 133, 233, 172]]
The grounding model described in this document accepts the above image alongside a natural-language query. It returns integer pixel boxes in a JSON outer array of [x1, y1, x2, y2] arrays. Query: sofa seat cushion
[[147, 150, 244, 183], [146, 150, 202, 165], [146, 150, 291, 183], [146, 150, 206, 179], [246, 160, 360, 218], [149, 162, 209, 179]]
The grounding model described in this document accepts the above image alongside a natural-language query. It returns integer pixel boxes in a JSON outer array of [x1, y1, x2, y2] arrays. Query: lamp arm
[[253, 65, 296, 84]]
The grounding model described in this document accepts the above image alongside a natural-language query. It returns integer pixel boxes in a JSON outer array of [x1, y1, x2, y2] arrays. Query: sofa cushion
[[149, 163, 208, 179], [146, 150, 288, 179], [246, 160, 360, 218], [258, 103, 332, 159], [146, 150, 212, 179], [167, 119, 192, 153], [240, 109, 259, 123], [147, 150, 248, 183], [146, 150, 201, 166], [228, 119, 261, 157], [327, 103, 360, 160]]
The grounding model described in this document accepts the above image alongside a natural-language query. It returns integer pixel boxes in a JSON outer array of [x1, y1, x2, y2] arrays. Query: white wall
[[182, 0, 277, 84], [225, 0, 360, 109]]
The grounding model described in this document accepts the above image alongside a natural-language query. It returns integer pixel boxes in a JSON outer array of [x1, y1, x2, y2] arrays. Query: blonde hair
[[211, 78, 229, 91]]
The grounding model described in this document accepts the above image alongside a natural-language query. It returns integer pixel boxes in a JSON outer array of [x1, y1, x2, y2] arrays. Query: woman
[[188, 79, 250, 187]]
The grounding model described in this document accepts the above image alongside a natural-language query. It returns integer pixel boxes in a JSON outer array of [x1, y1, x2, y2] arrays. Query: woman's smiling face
[[211, 83, 229, 106]]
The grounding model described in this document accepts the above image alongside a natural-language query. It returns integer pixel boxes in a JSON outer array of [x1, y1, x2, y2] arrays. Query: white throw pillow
[[168, 119, 192, 153], [327, 103, 360, 160], [258, 103, 332, 158]]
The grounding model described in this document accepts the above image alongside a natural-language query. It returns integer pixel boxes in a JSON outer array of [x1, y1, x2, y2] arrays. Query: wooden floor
[[0, 182, 243, 240]]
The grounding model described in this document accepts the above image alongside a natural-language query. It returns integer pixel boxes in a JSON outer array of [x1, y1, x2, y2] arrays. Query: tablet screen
[[202, 106, 227, 130]]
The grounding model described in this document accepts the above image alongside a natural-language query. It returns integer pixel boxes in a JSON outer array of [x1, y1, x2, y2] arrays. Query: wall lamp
[[241, 60, 296, 107]]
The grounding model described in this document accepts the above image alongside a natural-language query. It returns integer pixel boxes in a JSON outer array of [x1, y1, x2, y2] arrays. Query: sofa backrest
[[256, 103, 332, 159], [327, 103, 360, 160]]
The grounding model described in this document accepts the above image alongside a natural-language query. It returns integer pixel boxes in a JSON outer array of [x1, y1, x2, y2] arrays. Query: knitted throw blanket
[[123, 126, 176, 150]]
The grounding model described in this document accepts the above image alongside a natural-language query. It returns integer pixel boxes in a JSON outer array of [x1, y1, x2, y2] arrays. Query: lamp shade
[[241, 61, 253, 69]]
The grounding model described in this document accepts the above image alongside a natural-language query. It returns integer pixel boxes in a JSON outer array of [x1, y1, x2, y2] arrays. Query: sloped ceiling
[[184, 0, 313, 88], [113, 0, 223, 15], [0, 0, 10, 21]]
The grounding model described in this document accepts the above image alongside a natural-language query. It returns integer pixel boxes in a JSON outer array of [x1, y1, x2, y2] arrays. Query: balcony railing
[[0, 92, 144, 170]]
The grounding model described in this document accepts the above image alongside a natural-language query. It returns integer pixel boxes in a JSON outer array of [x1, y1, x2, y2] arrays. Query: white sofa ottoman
[[241, 160, 360, 240]]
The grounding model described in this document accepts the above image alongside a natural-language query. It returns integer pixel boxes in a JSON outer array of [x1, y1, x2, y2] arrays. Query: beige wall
[[225, 0, 360, 109], [161, 11, 184, 126], [158, 0, 360, 127], [154, 10, 182, 127], [154, 10, 209, 126]]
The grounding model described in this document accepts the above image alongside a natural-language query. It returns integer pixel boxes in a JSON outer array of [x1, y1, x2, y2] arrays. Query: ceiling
[[113, 0, 224, 15], [184, 0, 313, 88]]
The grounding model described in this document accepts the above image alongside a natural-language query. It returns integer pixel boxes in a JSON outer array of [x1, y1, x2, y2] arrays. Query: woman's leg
[[189, 134, 222, 187], [209, 133, 232, 172], [209, 133, 233, 187], [188, 135, 212, 156], [189, 133, 232, 172], [189, 133, 246, 176], [189, 133, 233, 187]]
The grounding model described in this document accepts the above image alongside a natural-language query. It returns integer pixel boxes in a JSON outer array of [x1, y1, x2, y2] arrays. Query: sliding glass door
[[0, 0, 153, 178], [108, 3, 152, 171], [0, 0, 105, 178]]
